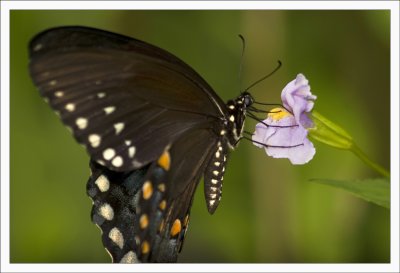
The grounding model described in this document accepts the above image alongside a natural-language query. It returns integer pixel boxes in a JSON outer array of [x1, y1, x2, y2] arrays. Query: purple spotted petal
[[281, 74, 316, 126], [252, 112, 316, 165]]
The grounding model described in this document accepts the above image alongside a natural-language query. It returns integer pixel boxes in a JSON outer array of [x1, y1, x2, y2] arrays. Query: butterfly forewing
[[29, 27, 226, 172]]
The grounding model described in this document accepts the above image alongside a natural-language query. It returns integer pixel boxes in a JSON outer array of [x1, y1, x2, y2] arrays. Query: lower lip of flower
[[267, 107, 292, 121]]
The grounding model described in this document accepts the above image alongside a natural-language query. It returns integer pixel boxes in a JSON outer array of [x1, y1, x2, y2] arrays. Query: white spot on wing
[[214, 161, 221, 167], [112, 156, 123, 167], [114, 123, 124, 135], [211, 179, 218, 184], [55, 91, 64, 97], [76, 117, 88, 129], [96, 159, 106, 166], [213, 170, 219, 176], [128, 146, 136, 158], [209, 193, 217, 199], [228, 105, 235, 110], [33, 43, 43, 51], [109, 227, 124, 249], [65, 103, 75, 112], [125, 140, 131, 146], [209, 200, 216, 206], [229, 115, 235, 122], [97, 92, 106, 98], [215, 151, 220, 158], [120, 251, 138, 263], [132, 160, 142, 168], [49, 80, 57, 86], [103, 148, 115, 160], [95, 175, 109, 192], [104, 106, 115, 115], [88, 134, 101, 148], [99, 203, 114, 220]]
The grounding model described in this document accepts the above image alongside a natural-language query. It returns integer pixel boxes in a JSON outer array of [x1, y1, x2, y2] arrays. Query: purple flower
[[252, 74, 317, 165], [281, 73, 317, 126]]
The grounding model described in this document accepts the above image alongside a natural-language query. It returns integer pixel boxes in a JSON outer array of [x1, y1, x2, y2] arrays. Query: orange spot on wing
[[157, 151, 171, 171], [170, 219, 182, 237], [142, 181, 153, 200], [139, 214, 149, 229], [159, 200, 167, 210], [158, 183, 166, 192], [141, 241, 150, 254]]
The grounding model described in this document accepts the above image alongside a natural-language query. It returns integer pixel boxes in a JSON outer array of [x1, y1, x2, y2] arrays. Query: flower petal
[[267, 137, 316, 165], [252, 110, 316, 165], [281, 74, 316, 126], [252, 74, 317, 165]]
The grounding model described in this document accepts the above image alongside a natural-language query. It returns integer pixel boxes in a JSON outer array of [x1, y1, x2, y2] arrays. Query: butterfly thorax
[[224, 92, 254, 149]]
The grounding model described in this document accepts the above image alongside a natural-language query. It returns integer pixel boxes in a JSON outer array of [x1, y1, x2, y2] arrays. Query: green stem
[[350, 144, 390, 178]]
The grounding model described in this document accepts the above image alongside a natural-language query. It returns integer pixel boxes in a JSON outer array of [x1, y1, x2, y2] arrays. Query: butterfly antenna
[[244, 60, 282, 92], [238, 34, 246, 94]]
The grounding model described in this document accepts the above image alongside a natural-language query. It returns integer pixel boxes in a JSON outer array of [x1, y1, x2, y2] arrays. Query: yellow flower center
[[267, 107, 292, 121]]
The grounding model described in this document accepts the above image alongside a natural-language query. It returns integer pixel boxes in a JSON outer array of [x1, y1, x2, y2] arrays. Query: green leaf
[[310, 178, 390, 209]]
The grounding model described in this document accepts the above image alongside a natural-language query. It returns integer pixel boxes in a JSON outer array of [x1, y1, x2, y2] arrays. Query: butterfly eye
[[243, 93, 254, 107]]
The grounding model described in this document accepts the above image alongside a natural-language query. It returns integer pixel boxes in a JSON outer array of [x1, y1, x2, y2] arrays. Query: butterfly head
[[224, 92, 254, 148]]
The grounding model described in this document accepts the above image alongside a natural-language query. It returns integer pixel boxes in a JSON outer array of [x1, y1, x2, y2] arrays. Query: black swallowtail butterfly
[[29, 26, 259, 263]]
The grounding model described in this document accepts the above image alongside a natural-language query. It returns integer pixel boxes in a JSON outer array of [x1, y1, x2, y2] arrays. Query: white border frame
[[1, 1, 399, 272]]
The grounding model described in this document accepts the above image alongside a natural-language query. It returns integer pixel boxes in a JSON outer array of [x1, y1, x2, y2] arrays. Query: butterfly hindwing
[[87, 128, 217, 262], [87, 160, 149, 263], [135, 128, 217, 262]]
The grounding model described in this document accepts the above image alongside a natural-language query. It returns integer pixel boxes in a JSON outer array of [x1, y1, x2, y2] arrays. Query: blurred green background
[[10, 10, 390, 263]]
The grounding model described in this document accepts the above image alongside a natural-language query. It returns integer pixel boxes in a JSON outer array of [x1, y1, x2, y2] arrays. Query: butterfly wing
[[29, 26, 227, 173], [29, 26, 229, 262], [87, 128, 217, 262], [87, 161, 147, 263]]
